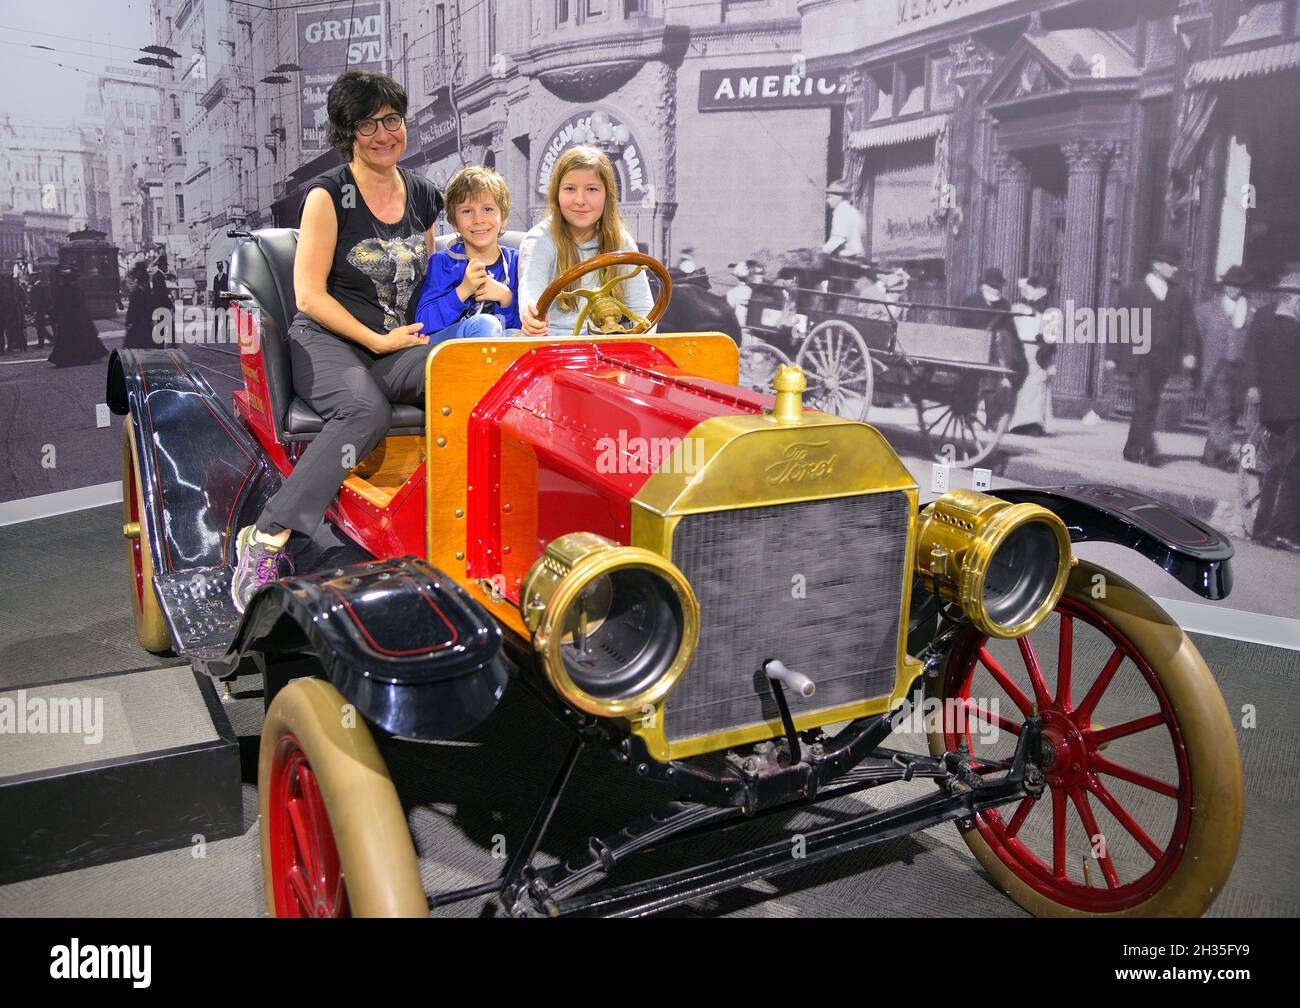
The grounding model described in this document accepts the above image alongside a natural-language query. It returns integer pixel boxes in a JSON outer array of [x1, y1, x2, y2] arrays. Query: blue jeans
[[427, 314, 506, 344]]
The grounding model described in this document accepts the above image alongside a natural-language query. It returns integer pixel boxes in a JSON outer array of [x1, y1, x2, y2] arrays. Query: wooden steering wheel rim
[[534, 251, 672, 333]]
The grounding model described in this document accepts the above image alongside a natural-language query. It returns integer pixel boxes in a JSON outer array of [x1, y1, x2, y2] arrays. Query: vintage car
[[106, 228, 1244, 918]]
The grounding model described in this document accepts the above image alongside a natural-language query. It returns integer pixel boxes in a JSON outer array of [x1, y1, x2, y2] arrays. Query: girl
[[519, 145, 653, 337]]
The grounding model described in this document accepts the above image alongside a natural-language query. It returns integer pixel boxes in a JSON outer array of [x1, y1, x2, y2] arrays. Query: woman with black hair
[[48, 267, 109, 367], [231, 70, 443, 613]]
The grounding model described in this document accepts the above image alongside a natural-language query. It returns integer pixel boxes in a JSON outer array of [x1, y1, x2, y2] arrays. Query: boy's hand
[[521, 302, 548, 337], [476, 276, 511, 305], [369, 322, 426, 354], [457, 260, 488, 302]]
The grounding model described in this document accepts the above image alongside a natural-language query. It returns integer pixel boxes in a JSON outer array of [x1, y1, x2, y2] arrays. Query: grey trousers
[[257, 322, 429, 536]]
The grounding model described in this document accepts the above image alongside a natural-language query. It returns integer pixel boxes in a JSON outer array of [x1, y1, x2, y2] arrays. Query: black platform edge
[[0, 667, 244, 885]]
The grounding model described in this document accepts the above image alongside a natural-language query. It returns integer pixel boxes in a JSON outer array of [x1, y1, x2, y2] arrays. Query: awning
[[1169, 91, 1218, 172], [848, 113, 946, 150], [1188, 40, 1300, 86]]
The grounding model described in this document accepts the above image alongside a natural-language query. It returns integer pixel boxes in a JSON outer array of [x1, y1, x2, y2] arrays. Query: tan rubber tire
[[259, 677, 427, 918], [927, 559, 1244, 917], [122, 421, 172, 653]]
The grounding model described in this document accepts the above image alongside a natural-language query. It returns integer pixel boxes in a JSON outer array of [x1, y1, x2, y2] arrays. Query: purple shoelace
[[254, 552, 281, 586]]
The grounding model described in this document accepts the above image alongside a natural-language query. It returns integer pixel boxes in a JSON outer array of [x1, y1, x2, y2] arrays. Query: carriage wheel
[[260, 677, 427, 918], [121, 421, 172, 653], [925, 560, 1243, 916], [737, 340, 793, 396], [795, 320, 873, 421], [912, 371, 1011, 468]]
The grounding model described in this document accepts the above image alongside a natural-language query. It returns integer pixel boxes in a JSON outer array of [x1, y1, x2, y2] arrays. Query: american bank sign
[[699, 66, 846, 112], [296, 2, 386, 150]]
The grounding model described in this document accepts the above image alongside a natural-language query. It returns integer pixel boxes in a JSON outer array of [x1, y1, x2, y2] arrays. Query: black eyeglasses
[[354, 113, 406, 136]]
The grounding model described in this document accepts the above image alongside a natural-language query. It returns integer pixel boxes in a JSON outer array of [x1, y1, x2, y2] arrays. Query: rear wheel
[[926, 560, 1243, 916], [912, 370, 1011, 467], [737, 340, 792, 396], [259, 677, 426, 918], [121, 421, 171, 653]]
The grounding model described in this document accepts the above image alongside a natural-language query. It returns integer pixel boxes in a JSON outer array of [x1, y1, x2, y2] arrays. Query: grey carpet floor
[[0, 504, 1296, 917]]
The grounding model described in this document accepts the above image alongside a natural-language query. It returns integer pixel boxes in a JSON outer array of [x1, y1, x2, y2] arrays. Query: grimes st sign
[[297, 2, 387, 150]]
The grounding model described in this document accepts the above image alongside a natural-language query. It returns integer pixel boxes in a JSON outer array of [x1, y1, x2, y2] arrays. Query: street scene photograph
[[0, 0, 1296, 930]]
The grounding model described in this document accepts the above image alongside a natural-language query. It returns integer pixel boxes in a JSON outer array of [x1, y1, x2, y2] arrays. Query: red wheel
[[266, 734, 350, 917], [259, 678, 427, 918], [926, 560, 1243, 916]]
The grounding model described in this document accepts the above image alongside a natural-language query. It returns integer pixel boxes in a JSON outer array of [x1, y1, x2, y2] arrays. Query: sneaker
[[231, 525, 287, 614]]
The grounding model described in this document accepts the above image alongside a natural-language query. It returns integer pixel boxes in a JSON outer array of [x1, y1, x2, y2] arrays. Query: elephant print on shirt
[[346, 234, 428, 332]]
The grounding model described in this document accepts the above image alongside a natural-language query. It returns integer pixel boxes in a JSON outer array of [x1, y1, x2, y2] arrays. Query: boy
[[412, 165, 521, 341]]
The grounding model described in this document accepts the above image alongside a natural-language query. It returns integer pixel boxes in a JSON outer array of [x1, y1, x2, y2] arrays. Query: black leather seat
[[227, 228, 525, 443]]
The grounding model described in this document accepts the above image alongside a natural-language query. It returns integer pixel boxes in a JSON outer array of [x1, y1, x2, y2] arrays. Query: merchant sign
[[699, 66, 847, 112]]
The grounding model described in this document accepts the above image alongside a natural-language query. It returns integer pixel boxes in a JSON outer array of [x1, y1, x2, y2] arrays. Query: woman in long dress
[[122, 262, 156, 350], [1009, 276, 1057, 435], [47, 267, 109, 368]]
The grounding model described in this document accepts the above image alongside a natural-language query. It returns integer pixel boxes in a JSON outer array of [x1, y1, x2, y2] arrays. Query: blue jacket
[[412, 241, 522, 332]]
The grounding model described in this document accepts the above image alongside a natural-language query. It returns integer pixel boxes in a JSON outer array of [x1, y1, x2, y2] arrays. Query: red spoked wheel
[[926, 559, 1243, 916], [259, 678, 427, 918], [266, 734, 350, 917]]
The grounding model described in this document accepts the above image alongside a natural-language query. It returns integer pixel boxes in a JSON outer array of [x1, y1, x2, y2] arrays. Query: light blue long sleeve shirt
[[517, 222, 655, 337]]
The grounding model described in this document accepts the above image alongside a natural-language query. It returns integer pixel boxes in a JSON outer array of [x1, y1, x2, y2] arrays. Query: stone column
[[946, 36, 996, 300], [990, 152, 1030, 284], [1056, 138, 1113, 403]]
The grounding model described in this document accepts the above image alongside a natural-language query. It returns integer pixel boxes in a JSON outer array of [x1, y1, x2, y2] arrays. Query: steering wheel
[[534, 251, 672, 337]]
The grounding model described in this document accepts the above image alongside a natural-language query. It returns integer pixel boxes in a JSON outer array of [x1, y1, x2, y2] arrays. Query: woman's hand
[[520, 301, 548, 337], [369, 322, 427, 354]]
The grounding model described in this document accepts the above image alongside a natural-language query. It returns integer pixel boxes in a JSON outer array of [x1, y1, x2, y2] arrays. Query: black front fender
[[990, 484, 1233, 600], [230, 556, 507, 740]]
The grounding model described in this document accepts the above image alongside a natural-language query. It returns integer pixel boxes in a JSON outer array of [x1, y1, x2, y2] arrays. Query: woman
[[1008, 276, 1057, 435], [518, 145, 653, 337], [231, 70, 442, 613], [47, 266, 109, 367], [123, 261, 156, 350]]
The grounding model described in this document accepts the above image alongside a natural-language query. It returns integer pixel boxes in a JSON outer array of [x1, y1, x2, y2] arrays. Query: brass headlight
[[915, 488, 1072, 639], [520, 532, 699, 718]]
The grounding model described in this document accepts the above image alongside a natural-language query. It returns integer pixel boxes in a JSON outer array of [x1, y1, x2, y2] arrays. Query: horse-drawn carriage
[[737, 252, 1019, 468]]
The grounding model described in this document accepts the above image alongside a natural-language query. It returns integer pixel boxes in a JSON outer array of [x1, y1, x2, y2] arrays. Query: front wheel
[[259, 677, 427, 918], [795, 320, 873, 421], [926, 560, 1243, 916]]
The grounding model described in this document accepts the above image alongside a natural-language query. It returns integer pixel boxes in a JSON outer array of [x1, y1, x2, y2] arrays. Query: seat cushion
[[285, 398, 426, 436]]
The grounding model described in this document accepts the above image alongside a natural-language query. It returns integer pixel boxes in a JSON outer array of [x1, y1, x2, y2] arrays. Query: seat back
[[228, 228, 301, 441]]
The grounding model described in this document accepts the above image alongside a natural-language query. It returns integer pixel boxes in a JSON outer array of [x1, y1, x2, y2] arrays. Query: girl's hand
[[370, 322, 427, 354], [457, 260, 488, 302], [476, 277, 511, 305], [520, 302, 548, 337]]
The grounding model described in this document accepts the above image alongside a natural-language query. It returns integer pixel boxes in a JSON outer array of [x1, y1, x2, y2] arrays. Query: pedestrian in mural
[[211, 259, 230, 343], [822, 180, 865, 260], [861, 265, 910, 323], [29, 273, 53, 348], [1246, 271, 1300, 552], [1009, 276, 1057, 436], [47, 266, 109, 368], [1105, 240, 1200, 467], [1197, 264, 1257, 471], [725, 260, 753, 330], [151, 253, 175, 345], [959, 266, 1025, 417], [0, 273, 22, 354], [672, 245, 710, 290], [123, 261, 156, 351]]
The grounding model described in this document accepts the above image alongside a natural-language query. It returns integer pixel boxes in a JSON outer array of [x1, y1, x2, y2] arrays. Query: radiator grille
[[664, 493, 909, 745]]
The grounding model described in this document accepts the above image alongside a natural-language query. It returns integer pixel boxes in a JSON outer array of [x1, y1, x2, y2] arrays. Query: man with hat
[[1105, 240, 1200, 466], [725, 260, 756, 328], [960, 266, 1027, 393], [1196, 264, 1257, 470], [1246, 271, 1300, 551], [124, 260, 156, 350], [823, 179, 865, 260]]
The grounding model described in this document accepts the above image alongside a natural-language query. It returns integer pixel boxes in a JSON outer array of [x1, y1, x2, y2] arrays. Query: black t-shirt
[[295, 163, 443, 335]]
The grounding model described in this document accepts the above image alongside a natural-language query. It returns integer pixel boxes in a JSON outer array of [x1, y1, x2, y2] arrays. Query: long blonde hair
[[546, 145, 629, 311]]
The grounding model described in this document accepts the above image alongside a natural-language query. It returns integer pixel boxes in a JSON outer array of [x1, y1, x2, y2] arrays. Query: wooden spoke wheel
[[260, 678, 427, 918], [121, 421, 171, 653], [926, 560, 1243, 916], [912, 369, 1011, 468], [737, 340, 793, 396], [794, 320, 873, 421]]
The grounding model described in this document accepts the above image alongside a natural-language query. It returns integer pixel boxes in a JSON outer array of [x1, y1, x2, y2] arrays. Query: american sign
[[699, 66, 846, 113]]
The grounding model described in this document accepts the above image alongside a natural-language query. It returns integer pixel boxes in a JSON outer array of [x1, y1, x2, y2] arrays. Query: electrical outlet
[[930, 463, 949, 495], [95, 404, 111, 429], [972, 467, 992, 492]]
